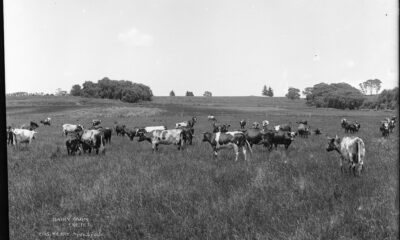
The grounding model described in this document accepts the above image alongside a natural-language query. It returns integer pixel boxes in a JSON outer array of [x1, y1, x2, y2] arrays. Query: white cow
[[12, 129, 37, 148], [262, 120, 269, 127], [62, 124, 84, 136], [326, 135, 365, 176]]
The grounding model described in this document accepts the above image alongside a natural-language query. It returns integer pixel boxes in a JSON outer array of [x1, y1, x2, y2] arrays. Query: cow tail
[[12, 132, 16, 146], [180, 131, 184, 149], [245, 139, 253, 155]]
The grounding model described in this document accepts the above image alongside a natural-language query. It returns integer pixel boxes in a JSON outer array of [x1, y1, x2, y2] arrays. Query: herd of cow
[[6, 114, 397, 177]]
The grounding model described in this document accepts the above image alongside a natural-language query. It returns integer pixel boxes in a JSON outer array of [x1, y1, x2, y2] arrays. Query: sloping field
[[6, 96, 399, 239]]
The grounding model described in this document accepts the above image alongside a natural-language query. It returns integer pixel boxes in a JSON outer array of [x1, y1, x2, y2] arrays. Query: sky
[[4, 0, 399, 96]]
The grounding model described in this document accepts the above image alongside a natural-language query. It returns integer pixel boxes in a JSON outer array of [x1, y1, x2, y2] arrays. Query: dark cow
[[314, 128, 322, 135], [177, 126, 194, 145], [137, 129, 185, 152], [243, 128, 269, 148], [40, 117, 51, 126], [326, 135, 365, 176], [92, 119, 101, 126], [297, 123, 310, 138], [65, 133, 82, 155], [115, 124, 126, 136], [100, 127, 112, 144], [21, 121, 39, 131], [7, 126, 13, 145], [212, 122, 231, 133], [80, 129, 105, 154], [239, 119, 246, 129], [344, 123, 358, 133], [380, 121, 390, 137], [262, 130, 296, 151], [202, 131, 252, 161]]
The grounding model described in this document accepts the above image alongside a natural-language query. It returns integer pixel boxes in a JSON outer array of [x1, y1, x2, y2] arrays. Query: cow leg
[[233, 144, 239, 161], [339, 157, 344, 173], [242, 146, 247, 161]]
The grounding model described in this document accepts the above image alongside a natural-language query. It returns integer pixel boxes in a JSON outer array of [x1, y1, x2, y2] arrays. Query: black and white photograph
[[4, 0, 398, 239]]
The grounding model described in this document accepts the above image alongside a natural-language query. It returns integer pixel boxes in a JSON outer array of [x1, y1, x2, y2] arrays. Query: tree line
[[70, 77, 153, 103]]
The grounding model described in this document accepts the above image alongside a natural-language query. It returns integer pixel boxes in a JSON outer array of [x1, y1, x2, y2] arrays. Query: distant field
[[6, 96, 399, 239]]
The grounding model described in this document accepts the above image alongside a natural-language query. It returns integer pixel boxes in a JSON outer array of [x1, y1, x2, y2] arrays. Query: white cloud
[[313, 54, 320, 61], [118, 28, 154, 47]]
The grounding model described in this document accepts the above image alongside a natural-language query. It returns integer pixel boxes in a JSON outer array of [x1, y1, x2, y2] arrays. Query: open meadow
[[6, 96, 399, 239]]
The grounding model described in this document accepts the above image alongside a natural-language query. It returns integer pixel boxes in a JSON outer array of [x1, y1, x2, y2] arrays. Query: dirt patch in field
[[50, 106, 165, 119]]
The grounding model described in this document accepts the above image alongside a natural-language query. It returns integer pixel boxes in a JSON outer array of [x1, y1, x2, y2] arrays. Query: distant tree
[[285, 87, 301, 100], [70, 84, 82, 96], [203, 91, 212, 97], [186, 91, 194, 96], [267, 87, 274, 97], [169, 90, 175, 97], [305, 82, 365, 109], [359, 79, 382, 95], [262, 85, 268, 96]]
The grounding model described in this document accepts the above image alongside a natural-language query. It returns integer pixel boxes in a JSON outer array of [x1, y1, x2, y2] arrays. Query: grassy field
[[6, 96, 398, 239]]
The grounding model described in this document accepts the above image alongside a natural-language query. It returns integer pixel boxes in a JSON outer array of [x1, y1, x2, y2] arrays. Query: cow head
[[202, 132, 212, 143], [288, 132, 296, 140], [137, 131, 149, 142], [326, 135, 340, 152]]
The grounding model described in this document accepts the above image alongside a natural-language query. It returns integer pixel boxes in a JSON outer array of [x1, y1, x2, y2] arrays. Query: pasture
[[7, 96, 399, 239]]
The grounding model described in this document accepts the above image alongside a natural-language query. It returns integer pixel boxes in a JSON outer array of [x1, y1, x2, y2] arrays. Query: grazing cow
[[344, 123, 358, 133], [65, 133, 82, 155], [177, 126, 194, 145], [353, 121, 361, 132], [115, 124, 126, 136], [208, 115, 217, 121], [40, 117, 51, 126], [202, 131, 252, 161], [11, 129, 37, 147], [137, 129, 185, 151], [126, 126, 167, 140], [80, 129, 105, 154], [212, 122, 230, 133], [21, 121, 39, 131], [274, 124, 291, 132], [100, 127, 112, 144], [296, 120, 308, 125], [239, 119, 246, 129], [380, 121, 390, 137], [62, 124, 84, 136], [244, 128, 269, 148], [263, 130, 296, 151], [314, 128, 322, 135], [297, 123, 310, 138], [326, 135, 365, 176], [7, 126, 14, 145], [252, 122, 260, 129], [92, 119, 101, 126], [176, 116, 197, 128], [341, 119, 348, 129], [262, 120, 269, 128]]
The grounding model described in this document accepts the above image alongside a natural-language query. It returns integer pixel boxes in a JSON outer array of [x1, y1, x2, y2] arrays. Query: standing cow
[[137, 129, 185, 152], [115, 124, 126, 136], [239, 119, 246, 129], [263, 130, 296, 151], [11, 129, 37, 148], [65, 133, 82, 155], [62, 124, 84, 136], [80, 129, 105, 154], [326, 135, 365, 176], [202, 131, 252, 161], [380, 121, 390, 137], [297, 123, 310, 138]]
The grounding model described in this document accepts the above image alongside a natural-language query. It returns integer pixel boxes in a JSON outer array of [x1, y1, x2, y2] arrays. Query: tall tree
[[359, 79, 382, 95], [285, 87, 301, 100], [70, 84, 82, 96], [267, 87, 274, 97], [203, 91, 212, 97], [262, 85, 268, 96], [169, 90, 175, 97]]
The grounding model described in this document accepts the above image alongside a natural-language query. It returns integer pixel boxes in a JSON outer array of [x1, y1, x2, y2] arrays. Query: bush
[[305, 82, 365, 109]]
